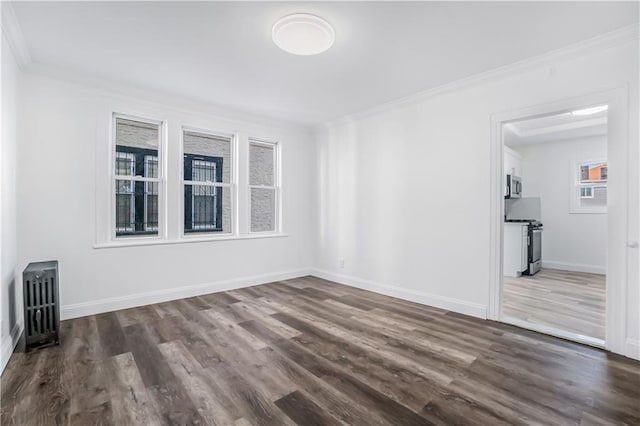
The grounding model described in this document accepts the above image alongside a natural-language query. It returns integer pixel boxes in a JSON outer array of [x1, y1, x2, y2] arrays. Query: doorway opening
[[501, 106, 608, 347], [488, 88, 629, 352]]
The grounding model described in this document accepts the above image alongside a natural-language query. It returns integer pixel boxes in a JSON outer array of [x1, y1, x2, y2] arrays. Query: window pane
[[145, 155, 158, 179], [184, 184, 231, 234], [580, 187, 593, 198], [250, 143, 274, 186], [183, 131, 231, 183], [115, 118, 159, 177], [192, 159, 217, 183], [116, 152, 135, 176], [115, 179, 134, 233], [579, 161, 607, 183], [145, 181, 158, 231], [251, 188, 275, 232], [580, 186, 607, 208]]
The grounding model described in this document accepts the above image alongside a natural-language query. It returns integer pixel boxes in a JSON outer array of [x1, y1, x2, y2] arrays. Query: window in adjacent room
[[183, 129, 233, 234], [249, 140, 279, 233], [114, 116, 162, 237], [572, 159, 607, 213]]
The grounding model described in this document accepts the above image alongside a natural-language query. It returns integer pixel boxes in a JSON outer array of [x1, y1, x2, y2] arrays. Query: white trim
[[94, 232, 288, 249], [311, 269, 487, 319], [61, 268, 310, 320], [1, 321, 23, 374], [319, 24, 639, 129], [1, 2, 31, 69], [626, 339, 640, 361], [502, 317, 605, 349], [489, 87, 630, 357], [542, 261, 606, 275], [183, 180, 231, 188]]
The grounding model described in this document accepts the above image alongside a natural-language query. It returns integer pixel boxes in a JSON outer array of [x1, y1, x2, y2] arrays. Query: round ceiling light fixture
[[272, 13, 335, 55]]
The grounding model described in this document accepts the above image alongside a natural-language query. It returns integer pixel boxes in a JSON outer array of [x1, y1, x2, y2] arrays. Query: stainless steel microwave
[[506, 175, 522, 199]]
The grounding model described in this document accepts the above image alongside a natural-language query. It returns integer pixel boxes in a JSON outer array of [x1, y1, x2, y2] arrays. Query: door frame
[[488, 87, 629, 355]]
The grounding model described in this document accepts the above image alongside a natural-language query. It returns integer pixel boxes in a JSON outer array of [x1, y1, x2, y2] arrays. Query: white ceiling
[[11, 1, 639, 125], [504, 108, 608, 147]]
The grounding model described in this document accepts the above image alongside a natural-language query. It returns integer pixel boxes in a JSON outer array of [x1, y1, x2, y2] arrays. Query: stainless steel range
[[505, 219, 543, 275], [526, 221, 543, 275]]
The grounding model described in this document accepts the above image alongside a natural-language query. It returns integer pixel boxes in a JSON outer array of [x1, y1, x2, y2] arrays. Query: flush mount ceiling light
[[571, 105, 608, 116], [272, 13, 335, 55]]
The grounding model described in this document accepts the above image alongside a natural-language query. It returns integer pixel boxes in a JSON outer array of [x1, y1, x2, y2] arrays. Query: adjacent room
[[1, 2, 639, 425], [502, 108, 609, 345]]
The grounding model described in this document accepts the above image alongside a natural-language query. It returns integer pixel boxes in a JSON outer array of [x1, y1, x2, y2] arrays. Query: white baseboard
[[1, 321, 23, 374], [310, 269, 487, 319], [542, 260, 606, 275], [61, 268, 312, 320], [626, 339, 640, 361]]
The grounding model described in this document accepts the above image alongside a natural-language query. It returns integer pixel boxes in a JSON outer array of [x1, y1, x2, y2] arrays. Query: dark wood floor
[[2, 277, 639, 426]]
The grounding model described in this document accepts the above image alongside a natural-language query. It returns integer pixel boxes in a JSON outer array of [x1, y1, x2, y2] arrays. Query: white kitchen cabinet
[[504, 146, 522, 177], [504, 146, 523, 197], [504, 223, 528, 277]]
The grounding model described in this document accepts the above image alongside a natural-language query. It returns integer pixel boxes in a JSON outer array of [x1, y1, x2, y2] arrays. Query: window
[[183, 129, 233, 234], [249, 140, 279, 233], [101, 113, 285, 247], [600, 166, 608, 180], [114, 117, 162, 237], [571, 159, 607, 214], [580, 187, 594, 199]]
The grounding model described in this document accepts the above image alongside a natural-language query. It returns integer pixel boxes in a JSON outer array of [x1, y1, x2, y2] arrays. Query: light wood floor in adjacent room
[[503, 268, 606, 340], [2, 276, 638, 425]]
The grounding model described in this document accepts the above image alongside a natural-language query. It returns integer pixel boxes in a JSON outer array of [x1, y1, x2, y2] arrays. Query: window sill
[[569, 208, 607, 215], [93, 233, 288, 249]]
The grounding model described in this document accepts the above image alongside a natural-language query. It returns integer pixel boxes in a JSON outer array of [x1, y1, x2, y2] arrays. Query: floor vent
[[23, 260, 60, 350]]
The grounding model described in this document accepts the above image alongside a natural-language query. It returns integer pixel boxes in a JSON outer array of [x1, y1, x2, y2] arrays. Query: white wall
[[16, 71, 315, 322], [314, 33, 639, 358], [516, 136, 607, 273], [1, 34, 20, 370]]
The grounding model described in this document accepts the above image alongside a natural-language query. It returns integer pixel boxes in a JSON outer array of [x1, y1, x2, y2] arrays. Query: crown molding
[[1, 2, 31, 69], [318, 23, 639, 130]]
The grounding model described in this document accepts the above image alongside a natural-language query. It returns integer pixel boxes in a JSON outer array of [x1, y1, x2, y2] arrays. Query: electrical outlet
[[339, 259, 345, 269]]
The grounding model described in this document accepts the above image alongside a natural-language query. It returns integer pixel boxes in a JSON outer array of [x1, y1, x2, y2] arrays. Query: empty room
[[1, 1, 639, 425]]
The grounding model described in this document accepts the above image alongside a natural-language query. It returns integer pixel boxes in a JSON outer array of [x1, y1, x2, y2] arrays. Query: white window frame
[[143, 154, 159, 232], [570, 158, 607, 214], [111, 113, 165, 239], [180, 127, 237, 238], [248, 139, 281, 234]]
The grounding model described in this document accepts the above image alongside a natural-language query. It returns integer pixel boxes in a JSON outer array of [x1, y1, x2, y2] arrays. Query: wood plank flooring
[[2, 276, 638, 425], [503, 268, 606, 340]]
